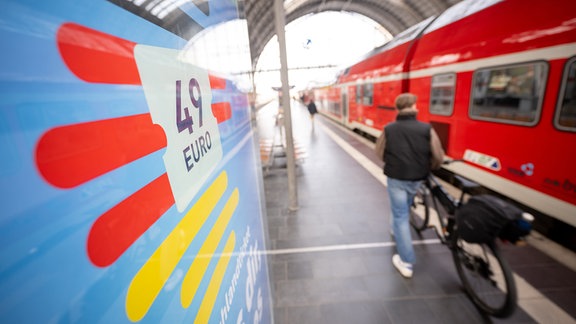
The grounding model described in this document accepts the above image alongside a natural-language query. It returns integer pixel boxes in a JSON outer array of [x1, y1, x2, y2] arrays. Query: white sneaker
[[392, 254, 413, 278]]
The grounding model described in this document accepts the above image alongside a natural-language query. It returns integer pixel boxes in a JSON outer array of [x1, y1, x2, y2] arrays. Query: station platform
[[255, 99, 576, 324]]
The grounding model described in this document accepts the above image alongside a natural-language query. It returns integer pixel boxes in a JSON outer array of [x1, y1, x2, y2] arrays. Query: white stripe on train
[[337, 43, 576, 87]]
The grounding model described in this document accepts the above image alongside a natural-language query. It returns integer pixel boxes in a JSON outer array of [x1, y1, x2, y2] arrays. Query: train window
[[363, 83, 373, 106], [430, 73, 456, 116], [555, 57, 576, 132], [356, 83, 373, 106], [470, 62, 548, 126]]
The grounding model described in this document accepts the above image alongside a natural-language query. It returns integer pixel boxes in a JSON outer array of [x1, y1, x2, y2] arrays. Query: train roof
[[337, 0, 503, 77]]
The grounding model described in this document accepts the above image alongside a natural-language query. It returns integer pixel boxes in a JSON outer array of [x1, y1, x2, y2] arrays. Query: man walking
[[380, 93, 444, 278]]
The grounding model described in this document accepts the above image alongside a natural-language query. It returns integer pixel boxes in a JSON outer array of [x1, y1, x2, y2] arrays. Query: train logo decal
[[134, 44, 223, 212], [463, 149, 501, 171], [544, 177, 576, 197], [34, 22, 242, 322], [521, 163, 535, 176]]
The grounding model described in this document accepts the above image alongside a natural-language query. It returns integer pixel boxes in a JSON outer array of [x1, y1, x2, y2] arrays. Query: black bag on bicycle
[[456, 195, 531, 243]]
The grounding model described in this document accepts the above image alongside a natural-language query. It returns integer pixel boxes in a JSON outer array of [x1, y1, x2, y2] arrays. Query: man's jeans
[[387, 177, 422, 264]]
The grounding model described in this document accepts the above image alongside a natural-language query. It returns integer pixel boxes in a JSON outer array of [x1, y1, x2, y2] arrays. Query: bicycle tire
[[451, 231, 517, 318], [410, 184, 430, 231]]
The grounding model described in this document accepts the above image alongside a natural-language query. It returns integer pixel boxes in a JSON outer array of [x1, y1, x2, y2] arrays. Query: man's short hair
[[395, 93, 417, 110]]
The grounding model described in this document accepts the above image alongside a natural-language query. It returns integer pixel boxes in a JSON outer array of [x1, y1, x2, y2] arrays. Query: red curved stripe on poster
[[58, 22, 232, 124], [57, 23, 141, 84], [87, 174, 175, 267], [209, 76, 232, 122], [209, 75, 226, 89], [212, 102, 232, 124], [36, 114, 167, 188]]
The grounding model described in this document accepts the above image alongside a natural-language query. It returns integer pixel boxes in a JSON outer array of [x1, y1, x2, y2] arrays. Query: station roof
[[241, 0, 463, 69], [109, 0, 461, 69]]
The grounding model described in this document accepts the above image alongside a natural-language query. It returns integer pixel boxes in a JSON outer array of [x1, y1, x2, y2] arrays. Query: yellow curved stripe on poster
[[125, 171, 228, 322], [194, 231, 236, 324], [181, 188, 239, 308]]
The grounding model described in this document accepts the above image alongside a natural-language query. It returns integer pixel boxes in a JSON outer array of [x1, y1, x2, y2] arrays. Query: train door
[[342, 87, 349, 127]]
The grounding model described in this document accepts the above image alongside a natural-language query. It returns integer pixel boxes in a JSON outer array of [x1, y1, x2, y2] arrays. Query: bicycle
[[409, 160, 533, 318]]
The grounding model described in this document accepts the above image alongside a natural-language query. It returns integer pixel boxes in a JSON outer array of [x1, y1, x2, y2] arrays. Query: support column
[[273, 0, 298, 211]]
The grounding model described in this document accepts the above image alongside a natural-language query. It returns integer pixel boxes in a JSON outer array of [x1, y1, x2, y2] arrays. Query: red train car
[[314, 0, 576, 227]]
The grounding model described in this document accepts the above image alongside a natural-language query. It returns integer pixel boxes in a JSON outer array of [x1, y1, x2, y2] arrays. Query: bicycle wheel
[[451, 231, 517, 318], [410, 184, 429, 231]]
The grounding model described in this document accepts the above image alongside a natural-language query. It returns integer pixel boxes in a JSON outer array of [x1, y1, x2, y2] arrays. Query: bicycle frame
[[410, 168, 520, 318], [424, 175, 465, 244], [420, 174, 476, 245]]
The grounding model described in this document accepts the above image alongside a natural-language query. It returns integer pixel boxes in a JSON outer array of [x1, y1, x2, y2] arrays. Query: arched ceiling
[[109, 0, 462, 71], [240, 0, 462, 69]]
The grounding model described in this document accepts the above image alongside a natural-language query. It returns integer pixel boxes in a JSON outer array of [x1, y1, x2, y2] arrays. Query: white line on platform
[[265, 239, 440, 256]]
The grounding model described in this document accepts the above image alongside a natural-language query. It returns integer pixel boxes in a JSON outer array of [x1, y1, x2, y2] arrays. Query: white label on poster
[[134, 45, 223, 212]]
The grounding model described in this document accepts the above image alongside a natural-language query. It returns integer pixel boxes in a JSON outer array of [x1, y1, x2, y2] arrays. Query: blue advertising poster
[[0, 0, 272, 323]]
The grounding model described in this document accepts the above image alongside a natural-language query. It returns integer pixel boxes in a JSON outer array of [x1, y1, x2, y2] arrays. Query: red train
[[313, 0, 576, 227]]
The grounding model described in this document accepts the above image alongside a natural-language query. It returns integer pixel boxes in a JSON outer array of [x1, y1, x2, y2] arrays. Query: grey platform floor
[[256, 99, 576, 324]]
